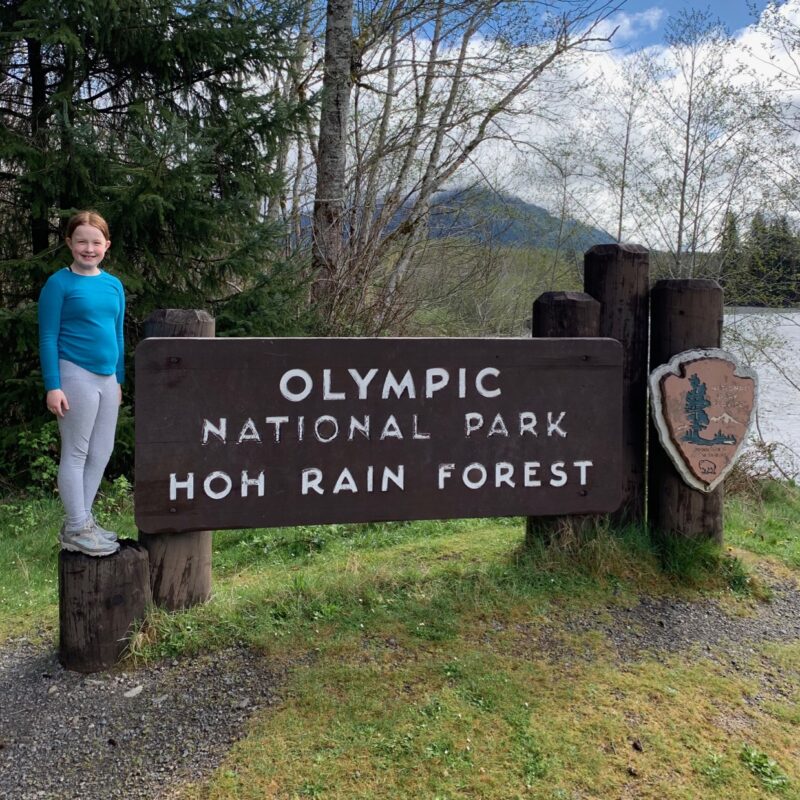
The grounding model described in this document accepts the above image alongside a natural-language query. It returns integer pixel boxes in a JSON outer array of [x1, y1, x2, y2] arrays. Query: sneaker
[[61, 520, 120, 557], [60, 517, 117, 546], [88, 514, 119, 544]]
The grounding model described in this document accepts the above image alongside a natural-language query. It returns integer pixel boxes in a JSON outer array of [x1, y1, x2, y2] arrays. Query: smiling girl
[[38, 211, 125, 557]]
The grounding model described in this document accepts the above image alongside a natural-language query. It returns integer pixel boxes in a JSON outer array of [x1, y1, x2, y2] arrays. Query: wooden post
[[138, 309, 214, 610], [648, 280, 724, 543], [526, 291, 601, 545], [59, 541, 151, 672], [584, 243, 649, 526]]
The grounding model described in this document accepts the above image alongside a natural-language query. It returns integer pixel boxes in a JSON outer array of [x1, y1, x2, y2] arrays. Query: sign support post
[[584, 243, 650, 525], [138, 309, 214, 610], [526, 291, 601, 545], [648, 280, 724, 542]]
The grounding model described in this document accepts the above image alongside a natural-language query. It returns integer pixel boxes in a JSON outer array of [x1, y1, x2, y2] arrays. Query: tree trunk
[[26, 37, 50, 261], [311, 0, 353, 321]]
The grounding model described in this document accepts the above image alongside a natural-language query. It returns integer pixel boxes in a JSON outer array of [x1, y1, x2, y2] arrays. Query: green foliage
[[724, 211, 800, 306], [0, 500, 41, 538], [94, 475, 133, 519], [16, 421, 59, 496], [696, 752, 734, 788], [739, 744, 790, 792], [655, 533, 752, 594], [0, 0, 314, 485], [408, 239, 581, 336]]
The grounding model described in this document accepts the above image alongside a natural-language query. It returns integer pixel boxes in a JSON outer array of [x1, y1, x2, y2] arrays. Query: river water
[[723, 308, 800, 478]]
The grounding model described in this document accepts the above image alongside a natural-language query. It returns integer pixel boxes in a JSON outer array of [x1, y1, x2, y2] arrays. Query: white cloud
[[590, 7, 665, 47]]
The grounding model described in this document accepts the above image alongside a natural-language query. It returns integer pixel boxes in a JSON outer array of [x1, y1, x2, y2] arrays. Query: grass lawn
[[1, 481, 799, 799]]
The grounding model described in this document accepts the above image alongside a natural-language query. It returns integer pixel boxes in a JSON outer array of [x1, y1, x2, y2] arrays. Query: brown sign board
[[134, 338, 623, 533], [650, 348, 758, 492]]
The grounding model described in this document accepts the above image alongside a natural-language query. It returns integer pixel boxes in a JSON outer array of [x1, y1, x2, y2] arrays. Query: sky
[[605, 0, 771, 49]]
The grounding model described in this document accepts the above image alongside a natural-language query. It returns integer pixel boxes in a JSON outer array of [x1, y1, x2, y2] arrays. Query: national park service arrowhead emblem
[[649, 349, 758, 492]]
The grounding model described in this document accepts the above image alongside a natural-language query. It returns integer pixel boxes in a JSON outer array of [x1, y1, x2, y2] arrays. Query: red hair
[[66, 210, 110, 240]]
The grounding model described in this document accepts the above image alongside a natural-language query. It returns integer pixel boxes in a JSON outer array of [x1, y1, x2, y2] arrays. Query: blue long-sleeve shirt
[[38, 268, 125, 391]]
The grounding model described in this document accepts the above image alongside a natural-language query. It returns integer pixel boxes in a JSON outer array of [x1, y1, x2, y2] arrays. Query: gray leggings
[[57, 359, 120, 530]]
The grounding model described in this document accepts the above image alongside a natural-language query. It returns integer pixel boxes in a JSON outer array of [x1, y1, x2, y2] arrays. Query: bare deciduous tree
[[309, 0, 623, 332]]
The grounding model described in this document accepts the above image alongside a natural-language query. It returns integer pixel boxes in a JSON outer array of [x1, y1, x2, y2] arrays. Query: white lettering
[[425, 368, 449, 398], [519, 412, 537, 437], [488, 413, 509, 437], [382, 465, 405, 491], [412, 414, 430, 440], [495, 462, 515, 488], [241, 471, 265, 497], [204, 471, 232, 500], [323, 369, 345, 400], [301, 468, 324, 495], [265, 416, 289, 442], [476, 367, 501, 398], [349, 415, 370, 440], [380, 415, 403, 440], [463, 463, 487, 489], [333, 468, 358, 494], [314, 415, 339, 443], [170, 473, 194, 500], [547, 411, 567, 438], [382, 370, 416, 399], [348, 368, 379, 399], [202, 418, 226, 445], [465, 412, 484, 436], [574, 460, 593, 486], [524, 462, 541, 487], [549, 461, 567, 487], [438, 463, 455, 489], [280, 369, 313, 402], [237, 418, 261, 444]]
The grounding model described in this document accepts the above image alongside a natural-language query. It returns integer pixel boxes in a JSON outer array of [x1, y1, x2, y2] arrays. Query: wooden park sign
[[135, 337, 624, 533], [650, 348, 758, 493]]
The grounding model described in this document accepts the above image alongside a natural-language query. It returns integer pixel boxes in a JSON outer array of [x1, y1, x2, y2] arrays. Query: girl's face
[[66, 224, 111, 273]]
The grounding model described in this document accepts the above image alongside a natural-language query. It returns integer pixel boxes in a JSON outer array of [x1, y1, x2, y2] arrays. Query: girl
[[38, 210, 125, 557]]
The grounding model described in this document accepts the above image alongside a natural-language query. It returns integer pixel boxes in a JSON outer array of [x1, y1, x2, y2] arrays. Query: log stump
[[59, 540, 151, 673]]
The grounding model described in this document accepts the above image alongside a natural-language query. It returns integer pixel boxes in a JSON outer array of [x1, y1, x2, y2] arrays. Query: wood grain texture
[[648, 280, 724, 543], [584, 243, 650, 524], [526, 292, 604, 545], [59, 541, 151, 673], [138, 308, 215, 610]]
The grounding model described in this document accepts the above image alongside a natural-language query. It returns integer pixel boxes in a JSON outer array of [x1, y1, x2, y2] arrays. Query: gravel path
[[1, 569, 799, 799], [0, 643, 286, 800], [526, 568, 800, 676]]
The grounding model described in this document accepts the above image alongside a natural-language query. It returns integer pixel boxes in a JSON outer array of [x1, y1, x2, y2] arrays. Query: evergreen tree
[[738, 211, 800, 306], [0, 0, 312, 486], [718, 211, 744, 302], [742, 211, 771, 306], [766, 215, 800, 304], [684, 374, 711, 437]]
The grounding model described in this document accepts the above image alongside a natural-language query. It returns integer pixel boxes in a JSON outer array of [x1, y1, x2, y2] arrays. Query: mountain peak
[[427, 187, 616, 251]]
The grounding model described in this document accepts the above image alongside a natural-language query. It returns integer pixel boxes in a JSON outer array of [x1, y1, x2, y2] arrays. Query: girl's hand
[[118, 384, 123, 405], [46, 389, 69, 417]]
